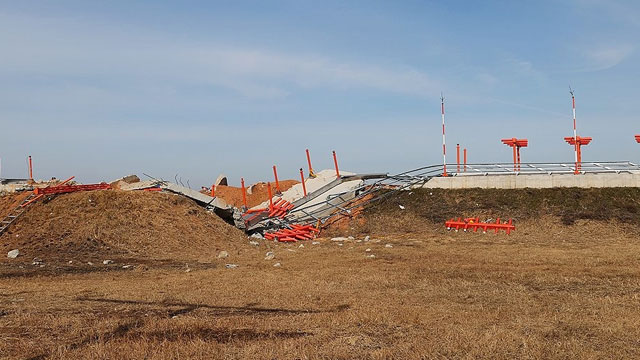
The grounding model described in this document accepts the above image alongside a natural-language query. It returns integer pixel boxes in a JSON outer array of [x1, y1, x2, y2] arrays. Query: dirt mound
[[0, 190, 247, 263], [212, 180, 298, 208], [341, 187, 640, 235], [0, 192, 31, 219]]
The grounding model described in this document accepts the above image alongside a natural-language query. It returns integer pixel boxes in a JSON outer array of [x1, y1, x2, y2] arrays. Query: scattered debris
[[225, 264, 238, 269], [103, 260, 114, 265], [399, 205, 405, 210], [265, 252, 275, 261], [249, 240, 260, 246], [385, 244, 393, 248], [250, 233, 264, 240], [273, 262, 282, 267], [87, 262, 94, 266], [122, 265, 134, 269], [331, 237, 348, 242], [366, 254, 376, 259], [218, 251, 229, 259], [264, 225, 319, 242], [365, 248, 372, 252], [364, 236, 370, 242], [32, 257, 44, 266], [7, 249, 19, 259], [312, 241, 320, 245]]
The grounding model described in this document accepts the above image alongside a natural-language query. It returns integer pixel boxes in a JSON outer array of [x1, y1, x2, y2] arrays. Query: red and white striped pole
[[570, 87, 578, 174], [441, 93, 447, 176]]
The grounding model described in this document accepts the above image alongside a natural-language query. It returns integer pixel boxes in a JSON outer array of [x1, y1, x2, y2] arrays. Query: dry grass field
[[2, 189, 640, 359]]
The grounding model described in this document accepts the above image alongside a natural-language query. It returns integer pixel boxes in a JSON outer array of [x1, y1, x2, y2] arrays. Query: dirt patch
[[0, 193, 31, 219], [0, 190, 247, 264]]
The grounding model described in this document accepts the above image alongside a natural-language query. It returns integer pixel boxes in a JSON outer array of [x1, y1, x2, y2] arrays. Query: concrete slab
[[250, 169, 354, 210]]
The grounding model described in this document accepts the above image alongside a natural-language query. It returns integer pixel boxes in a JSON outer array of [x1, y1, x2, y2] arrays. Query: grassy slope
[[359, 188, 640, 234]]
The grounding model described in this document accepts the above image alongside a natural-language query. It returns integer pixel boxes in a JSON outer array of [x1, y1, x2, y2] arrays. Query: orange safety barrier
[[635, 135, 640, 143], [445, 217, 515, 235]]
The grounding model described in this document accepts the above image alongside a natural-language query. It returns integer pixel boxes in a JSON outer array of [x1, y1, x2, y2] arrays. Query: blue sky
[[0, 0, 638, 186]]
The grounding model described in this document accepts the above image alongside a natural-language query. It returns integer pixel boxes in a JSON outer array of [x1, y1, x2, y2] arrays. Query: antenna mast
[[570, 86, 578, 172], [441, 93, 447, 176]]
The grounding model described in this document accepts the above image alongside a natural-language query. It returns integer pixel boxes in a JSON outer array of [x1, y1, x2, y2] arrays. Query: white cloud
[[572, 0, 640, 27], [0, 12, 439, 99], [582, 44, 634, 71]]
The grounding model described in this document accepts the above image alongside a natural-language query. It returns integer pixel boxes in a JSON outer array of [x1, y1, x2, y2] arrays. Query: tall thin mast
[[570, 86, 578, 171], [441, 93, 447, 176]]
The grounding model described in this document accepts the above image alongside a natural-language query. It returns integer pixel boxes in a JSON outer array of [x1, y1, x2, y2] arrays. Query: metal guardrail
[[455, 161, 640, 176], [255, 160, 640, 233]]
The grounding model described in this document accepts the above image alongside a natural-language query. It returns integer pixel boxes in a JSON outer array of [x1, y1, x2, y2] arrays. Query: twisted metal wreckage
[[124, 160, 640, 241], [2, 160, 639, 240]]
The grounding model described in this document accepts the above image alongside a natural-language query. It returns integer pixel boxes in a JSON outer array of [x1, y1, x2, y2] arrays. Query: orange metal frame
[[564, 136, 592, 173], [445, 217, 515, 235], [501, 138, 528, 171]]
